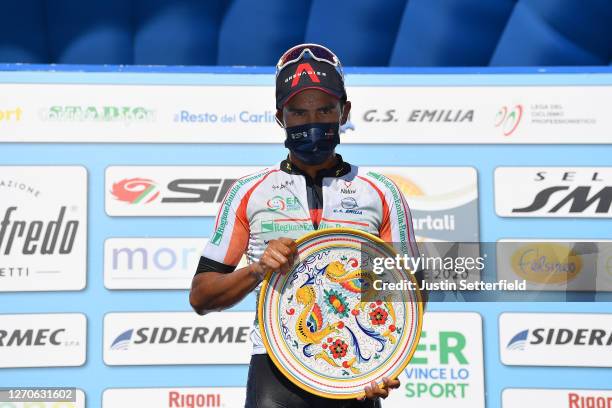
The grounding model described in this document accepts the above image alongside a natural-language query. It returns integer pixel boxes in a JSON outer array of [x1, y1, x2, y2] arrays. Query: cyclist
[[190, 43, 421, 407]]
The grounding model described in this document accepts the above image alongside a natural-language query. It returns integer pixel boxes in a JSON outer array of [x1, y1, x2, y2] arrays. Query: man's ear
[[275, 109, 285, 128], [340, 101, 351, 125]]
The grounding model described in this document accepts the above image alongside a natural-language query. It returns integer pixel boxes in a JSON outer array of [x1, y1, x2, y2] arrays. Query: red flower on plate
[[330, 339, 348, 359], [369, 307, 388, 325]]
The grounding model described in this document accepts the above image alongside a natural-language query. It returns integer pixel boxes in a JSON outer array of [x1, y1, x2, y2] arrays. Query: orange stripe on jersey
[[357, 175, 391, 241], [223, 169, 279, 265]]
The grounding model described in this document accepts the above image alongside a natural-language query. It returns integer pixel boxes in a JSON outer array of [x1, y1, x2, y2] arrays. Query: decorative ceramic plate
[[258, 228, 423, 399]]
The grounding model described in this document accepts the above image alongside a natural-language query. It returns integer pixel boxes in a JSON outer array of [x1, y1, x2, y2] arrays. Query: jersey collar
[[280, 153, 352, 179]]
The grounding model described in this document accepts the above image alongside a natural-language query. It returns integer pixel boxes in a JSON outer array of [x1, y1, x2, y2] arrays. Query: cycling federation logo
[[506, 329, 528, 350], [494, 105, 523, 136], [111, 178, 160, 204], [111, 329, 134, 350]]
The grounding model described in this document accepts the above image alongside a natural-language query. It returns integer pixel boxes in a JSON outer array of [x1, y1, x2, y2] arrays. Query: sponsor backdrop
[[1, 67, 611, 407]]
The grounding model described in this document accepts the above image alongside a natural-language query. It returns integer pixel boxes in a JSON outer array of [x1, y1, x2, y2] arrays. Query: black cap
[[275, 58, 346, 110]]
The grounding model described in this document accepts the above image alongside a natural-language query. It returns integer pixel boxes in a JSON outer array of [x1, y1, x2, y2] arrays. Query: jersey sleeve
[[197, 179, 251, 274], [363, 171, 428, 304], [196, 168, 274, 274], [364, 171, 419, 259], [382, 178, 429, 304], [384, 181, 420, 259]]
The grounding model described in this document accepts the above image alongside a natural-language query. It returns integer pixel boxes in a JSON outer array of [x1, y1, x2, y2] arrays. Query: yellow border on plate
[[258, 227, 424, 400]]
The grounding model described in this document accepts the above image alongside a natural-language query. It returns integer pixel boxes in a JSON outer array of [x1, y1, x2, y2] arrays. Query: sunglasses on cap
[[276, 43, 344, 81]]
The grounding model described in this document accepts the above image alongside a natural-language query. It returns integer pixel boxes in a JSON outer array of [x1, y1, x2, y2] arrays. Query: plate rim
[[257, 227, 424, 400]]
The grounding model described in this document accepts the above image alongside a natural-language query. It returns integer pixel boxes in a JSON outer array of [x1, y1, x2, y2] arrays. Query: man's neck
[[288, 152, 338, 180]]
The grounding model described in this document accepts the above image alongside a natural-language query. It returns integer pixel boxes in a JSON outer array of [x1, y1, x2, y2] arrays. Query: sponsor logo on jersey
[[261, 219, 313, 234], [333, 197, 363, 215], [266, 195, 301, 212], [341, 181, 357, 194], [341, 197, 358, 209]]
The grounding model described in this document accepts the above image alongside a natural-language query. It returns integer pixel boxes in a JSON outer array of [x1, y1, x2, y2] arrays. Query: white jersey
[[199, 155, 419, 354]]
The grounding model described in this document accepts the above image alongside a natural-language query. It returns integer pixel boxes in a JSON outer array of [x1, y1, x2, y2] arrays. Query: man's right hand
[[252, 237, 297, 279]]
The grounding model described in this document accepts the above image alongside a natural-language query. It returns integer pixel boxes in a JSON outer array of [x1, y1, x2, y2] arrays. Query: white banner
[[105, 166, 262, 217], [502, 388, 612, 408], [105, 237, 206, 289], [0, 166, 87, 292], [364, 167, 479, 242], [384, 312, 485, 408], [499, 312, 612, 367], [497, 239, 612, 291], [103, 312, 253, 365], [104, 237, 248, 289], [1, 83, 611, 143], [102, 387, 245, 408], [0, 313, 86, 368], [495, 167, 612, 217]]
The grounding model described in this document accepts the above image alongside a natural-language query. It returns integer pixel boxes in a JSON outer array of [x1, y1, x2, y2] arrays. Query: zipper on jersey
[[304, 174, 324, 229]]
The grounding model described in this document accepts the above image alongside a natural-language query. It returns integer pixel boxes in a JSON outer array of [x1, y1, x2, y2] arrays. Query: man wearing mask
[[190, 44, 420, 407]]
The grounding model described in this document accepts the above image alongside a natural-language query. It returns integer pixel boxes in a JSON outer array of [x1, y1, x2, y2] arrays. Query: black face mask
[[284, 122, 340, 165]]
